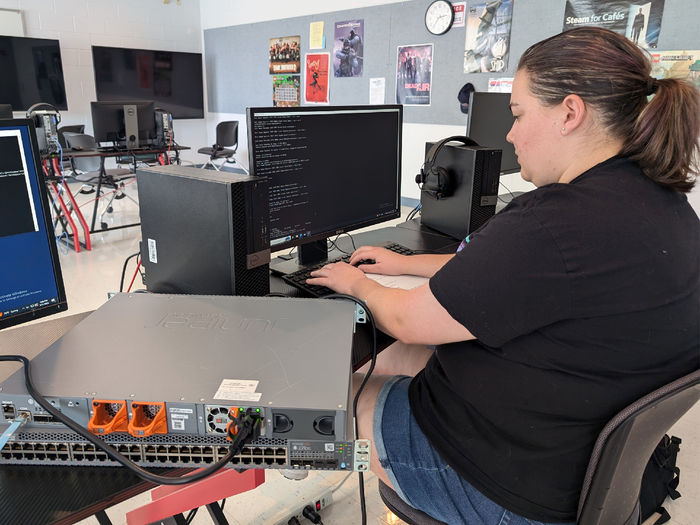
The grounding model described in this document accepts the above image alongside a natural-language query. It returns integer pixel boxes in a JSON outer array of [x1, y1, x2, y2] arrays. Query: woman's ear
[[560, 94, 586, 135]]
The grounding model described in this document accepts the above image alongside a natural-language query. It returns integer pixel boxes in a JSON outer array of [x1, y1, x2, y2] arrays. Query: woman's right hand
[[348, 246, 408, 275]]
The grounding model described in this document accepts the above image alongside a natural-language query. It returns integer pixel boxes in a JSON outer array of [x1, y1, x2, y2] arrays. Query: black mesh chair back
[[64, 133, 102, 173], [215, 120, 238, 148], [197, 121, 239, 170], [577, 369, 700, 525], [57, 125, 85, 150]]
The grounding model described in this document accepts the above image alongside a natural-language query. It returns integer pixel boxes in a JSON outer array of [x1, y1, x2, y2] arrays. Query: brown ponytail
[[518, 27, 699, 192]]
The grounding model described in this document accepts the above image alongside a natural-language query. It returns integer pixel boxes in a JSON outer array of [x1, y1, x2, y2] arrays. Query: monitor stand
[[270, 238, 334, 276]]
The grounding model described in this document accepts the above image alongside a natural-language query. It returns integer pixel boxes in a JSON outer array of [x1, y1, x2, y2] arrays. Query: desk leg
[[52, 158, 92, 250], [48, 181, 81, 253], [206, 501, 229, 524], [90, 157, 106, 232], [95, 509, 114, 525]]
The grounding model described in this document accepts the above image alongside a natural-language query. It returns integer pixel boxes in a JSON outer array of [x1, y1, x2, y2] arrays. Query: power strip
[[274, 489, 333, 525]]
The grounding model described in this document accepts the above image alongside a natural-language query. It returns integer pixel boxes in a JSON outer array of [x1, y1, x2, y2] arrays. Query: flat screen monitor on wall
[[247, 105, 403, 268], [0, 119, 68, 329], [0, 36, 67, 111], [466, 92, 520, 175], [92, 46, 204, 119]]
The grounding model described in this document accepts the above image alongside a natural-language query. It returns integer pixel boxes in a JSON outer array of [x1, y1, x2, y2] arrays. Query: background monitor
[[247, 105, 403, 267], [92, 46, 204, 119], [0, 119, 68, 330], [466, 92, 520, 175], [91, 101, 156, 148], [0, 36, 67, 111]]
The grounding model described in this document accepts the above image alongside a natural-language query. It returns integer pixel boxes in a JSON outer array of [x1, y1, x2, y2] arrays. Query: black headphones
[[416, 135, 479, 199], [26, 102, 61, 124]]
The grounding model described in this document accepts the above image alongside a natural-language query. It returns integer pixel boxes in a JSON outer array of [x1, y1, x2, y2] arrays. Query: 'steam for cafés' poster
[[269, 35, 301, 74], [563, 0, 666, 49], [396, 44, 433, 106], [333, 20, 364, 77]]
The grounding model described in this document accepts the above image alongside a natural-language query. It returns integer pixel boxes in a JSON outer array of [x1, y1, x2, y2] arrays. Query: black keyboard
[[281, 242, 417, 297]]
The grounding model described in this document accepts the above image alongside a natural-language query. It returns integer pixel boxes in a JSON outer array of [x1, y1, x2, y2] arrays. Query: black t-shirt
[[409, 157, 699, 522]]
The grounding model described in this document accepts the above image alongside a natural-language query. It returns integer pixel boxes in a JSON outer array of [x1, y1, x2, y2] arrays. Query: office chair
[[64, 132, 136, 229], [57, 125, 85, 171], [198, 121, 238, 170], [378, 369, 700, 525]]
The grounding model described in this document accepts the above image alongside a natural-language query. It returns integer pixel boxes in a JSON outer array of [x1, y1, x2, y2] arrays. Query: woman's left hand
[[307, 262, 367, 296]]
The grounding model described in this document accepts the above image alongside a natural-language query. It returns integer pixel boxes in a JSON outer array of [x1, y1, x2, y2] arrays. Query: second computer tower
[[420, 143, 501, 241], [136, 165, 271, 296]]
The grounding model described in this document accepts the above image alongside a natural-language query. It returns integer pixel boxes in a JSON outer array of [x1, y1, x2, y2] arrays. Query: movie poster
[[396, 44, 433, 106], [333, 19, 364, 77], [269, 35, 301, 74], [464, 0, 514, 73], [563, 1, 666, 49], [305, 52, 330, 104], [272, 75, 300, 107], [651, 51, 700, 90]]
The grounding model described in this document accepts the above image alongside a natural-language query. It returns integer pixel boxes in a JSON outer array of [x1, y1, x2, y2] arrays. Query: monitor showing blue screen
[[0, 119, 67, 329]]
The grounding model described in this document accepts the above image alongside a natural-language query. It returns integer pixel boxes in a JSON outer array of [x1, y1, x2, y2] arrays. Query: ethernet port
[[241, 457, 251, 465], [202, 447, 213, 456], [253, 457, 263, 465], [157, 456, 168, 463], [35, 453, 46, 461], [34, 443, 46, 451], [168, 446, 179, 454], [145, 455, 157, 463], [252, 447, 263, 456], [84, 444, 96, 452], [264, 457, 275, 465], [74, 453, 84, 461], [22, 452, 35, 460], [192, 456, 202, 464], [264, 448, 274, 456], [180, 456, 190, 464], [276, 458, 285, 466], [129, 445, 141, 454], [191, 446, 201, 454], [179, 446, 190, 454], [2, 403, 15, 419], [71, 444, 84, 452], [11, 443, 21, 451], [217, 446, 228, 456], [22, 443, 34, 451], [203, 456, 213, 464], [117, 445, 129, 453], [46, 444, 57, 452], [231, 456, 240, 464], [83, 454, 95, 462], [156, 445, 167, 454], [2, 453, 11, 460], [58, 453, 69, 461], [57, 444, 68, 452], [145, 445, 157, 454], [275, 448, 286, 456], [96, 453, 108, 461]]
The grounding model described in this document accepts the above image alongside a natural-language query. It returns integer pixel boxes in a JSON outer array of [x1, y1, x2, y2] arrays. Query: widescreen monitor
[[247, 105, 403, 267], [91, 101, 156, 149], [466, 92, 520, 175], [0, 119, 68, 330], [0, 36, 67, 111], [92, 46, 204, 119]]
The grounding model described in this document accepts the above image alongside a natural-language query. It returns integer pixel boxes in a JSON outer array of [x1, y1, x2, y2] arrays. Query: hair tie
[[646, 77, 658, 95]]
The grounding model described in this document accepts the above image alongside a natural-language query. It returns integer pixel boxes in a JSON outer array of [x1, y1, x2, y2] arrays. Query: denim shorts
[[373, 375, 576, 525]]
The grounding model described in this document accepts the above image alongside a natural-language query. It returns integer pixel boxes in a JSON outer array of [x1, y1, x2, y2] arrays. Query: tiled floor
[[49, 180, 697, 525]]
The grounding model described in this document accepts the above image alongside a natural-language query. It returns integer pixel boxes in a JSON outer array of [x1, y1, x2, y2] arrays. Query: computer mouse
[[354, 259, 376, 266]]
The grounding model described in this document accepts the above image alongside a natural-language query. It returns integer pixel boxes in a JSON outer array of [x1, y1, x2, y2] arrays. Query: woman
[[308, 27, 699, 524]]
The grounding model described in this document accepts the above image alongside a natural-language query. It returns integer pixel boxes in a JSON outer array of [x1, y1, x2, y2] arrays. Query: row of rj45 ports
[[0, 442, 287, 466]]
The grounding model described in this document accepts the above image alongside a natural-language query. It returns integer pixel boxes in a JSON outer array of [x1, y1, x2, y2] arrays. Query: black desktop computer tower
[[420, 142, 501, 240], [136, 165, 271, 296]]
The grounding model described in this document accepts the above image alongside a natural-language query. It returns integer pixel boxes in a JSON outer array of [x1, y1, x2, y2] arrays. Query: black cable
[[185, 507, 198, 523], [119, 251, 140, 292], [406, 202, 422, 221], [325, 293, 377, 525], [0, 355, 262, 486], [497, 181, 516, 204]]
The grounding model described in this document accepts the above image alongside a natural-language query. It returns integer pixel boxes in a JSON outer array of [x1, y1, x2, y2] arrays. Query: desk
[[45, 146, 190, 248], [0, 225, 457, 523]]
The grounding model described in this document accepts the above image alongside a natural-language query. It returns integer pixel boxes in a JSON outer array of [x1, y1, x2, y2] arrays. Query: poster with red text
[[396, 44, 433, 105], [304, 52, 330, 104]]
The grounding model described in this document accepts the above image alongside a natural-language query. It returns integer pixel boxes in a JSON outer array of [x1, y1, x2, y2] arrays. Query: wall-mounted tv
[[0, 36, 67, 111], [92, 46, 204, 119]]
